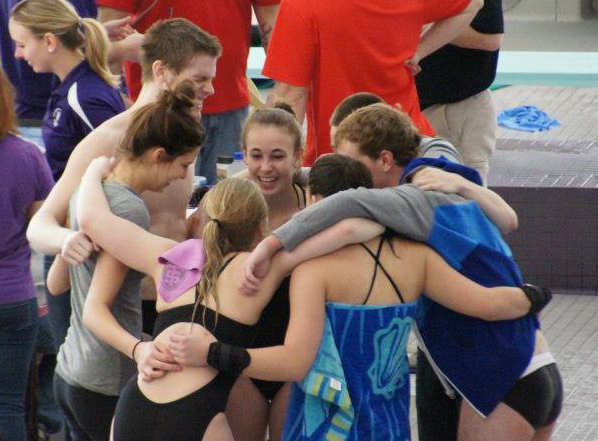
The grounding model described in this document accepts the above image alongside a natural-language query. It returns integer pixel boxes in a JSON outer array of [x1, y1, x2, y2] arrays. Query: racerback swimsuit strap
[[194, 253, 239, 300], [359, 237, 405, 304]]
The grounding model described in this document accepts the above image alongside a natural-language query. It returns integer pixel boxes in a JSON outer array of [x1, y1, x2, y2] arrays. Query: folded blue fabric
[[497, 106, 560, 132]]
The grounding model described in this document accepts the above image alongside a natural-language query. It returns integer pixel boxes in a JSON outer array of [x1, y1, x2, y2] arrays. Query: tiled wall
[[492, 186, 598, 292]]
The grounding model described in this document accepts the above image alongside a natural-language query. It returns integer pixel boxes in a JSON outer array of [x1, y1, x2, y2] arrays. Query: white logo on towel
[[330, 378, 342, 391]]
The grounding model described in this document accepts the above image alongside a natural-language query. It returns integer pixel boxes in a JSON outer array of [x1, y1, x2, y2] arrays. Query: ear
[[150, 147, 168, 163], [152, 60, 166, 84], [378, 150, 395, 172], [44, 33, 58, 52]]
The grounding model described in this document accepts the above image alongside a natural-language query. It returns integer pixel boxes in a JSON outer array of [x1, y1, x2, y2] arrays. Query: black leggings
[[113, 372, 234, 441], [53, 374, 118, 441], [503, 363, 563, 429]]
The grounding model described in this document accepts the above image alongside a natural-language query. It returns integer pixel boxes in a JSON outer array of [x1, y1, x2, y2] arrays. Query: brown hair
[[11, 0, 118, 87], [334, 103, 421, 167], [241, 104, 303, 154], [309, 154, 373, 198], [330, 92, 384, 127], [0, 67, 18, 138], [141, 18, 222, 82], [191, 178, 268, 323], [118, 80, 205, 160]]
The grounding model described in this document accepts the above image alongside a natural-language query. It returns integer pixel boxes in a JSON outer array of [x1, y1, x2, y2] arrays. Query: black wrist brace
[[521, 284, 552, 314], [207, 341, 250, 377]]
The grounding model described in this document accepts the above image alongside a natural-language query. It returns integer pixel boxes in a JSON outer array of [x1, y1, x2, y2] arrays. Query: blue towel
[[497, 106, 560, 132]]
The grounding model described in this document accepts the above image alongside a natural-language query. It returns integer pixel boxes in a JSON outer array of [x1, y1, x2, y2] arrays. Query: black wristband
[[207, 341, 250, 377], [521, 284, 552, 314]]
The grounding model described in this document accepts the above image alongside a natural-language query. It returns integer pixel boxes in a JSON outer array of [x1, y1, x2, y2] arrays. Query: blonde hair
[[11, 0, 119, 87], [190, 179, 268, 324]]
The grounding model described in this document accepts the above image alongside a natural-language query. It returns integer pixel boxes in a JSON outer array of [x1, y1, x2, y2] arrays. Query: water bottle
[[227, 151, 247, 177]]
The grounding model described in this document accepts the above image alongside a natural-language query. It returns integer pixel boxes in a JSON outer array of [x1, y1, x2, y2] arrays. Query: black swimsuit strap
[[359, 237, 405, 304], [194, 254, 239, 300], [359, 237, 385, 305]]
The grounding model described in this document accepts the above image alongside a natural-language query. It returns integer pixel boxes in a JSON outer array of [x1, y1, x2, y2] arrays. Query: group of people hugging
[[0, 1, 562, 441]]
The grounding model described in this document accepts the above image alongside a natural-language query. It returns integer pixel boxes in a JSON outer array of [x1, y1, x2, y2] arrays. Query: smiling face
[[9, 19, 53, 73], [244, 124, 300, 196], [165, 54, 218, 113]]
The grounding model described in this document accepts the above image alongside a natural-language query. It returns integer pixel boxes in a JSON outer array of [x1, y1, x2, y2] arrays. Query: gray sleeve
[[418, 137, 463, 163], [274, 184, 458, 250], [401, 137, 464, 183], [105, 187, 150, 231]]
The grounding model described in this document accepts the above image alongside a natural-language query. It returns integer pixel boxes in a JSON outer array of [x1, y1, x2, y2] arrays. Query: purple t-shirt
[[0, 133, 54, 305], [42, 60, 125, 180]]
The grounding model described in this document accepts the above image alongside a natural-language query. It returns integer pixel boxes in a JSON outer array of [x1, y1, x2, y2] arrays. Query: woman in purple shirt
[[0, 67, 54, 441]]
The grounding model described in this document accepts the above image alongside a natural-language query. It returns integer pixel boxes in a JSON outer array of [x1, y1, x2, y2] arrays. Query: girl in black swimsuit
[[232, 105, 306, 441]]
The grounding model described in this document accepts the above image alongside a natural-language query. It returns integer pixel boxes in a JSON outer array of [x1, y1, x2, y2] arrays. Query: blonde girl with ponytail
[[9, 0, 125, 183], [74, 157, 379, 439]]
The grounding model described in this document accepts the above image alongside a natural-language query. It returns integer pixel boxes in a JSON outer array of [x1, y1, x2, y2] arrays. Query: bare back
[[314, 236, 429, 307]]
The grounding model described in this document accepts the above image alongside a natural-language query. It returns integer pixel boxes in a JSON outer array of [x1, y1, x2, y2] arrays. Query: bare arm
[[266, 82, 308, 125], [76, 158, 175, 278], [241, 218, 385, 294], [82, 251, 180, 380], [27, 128, 117, 261], [423, 247, 531, 321], [98, 7, 143, 67], [169, 261, 326, 379], [451, 26, 503, 51], [411, 168, 518, 234], [253, 4, 279, 50], [411, 0, 483, 64], [244, 262, 325, 381], [46, 255, 70, 296]]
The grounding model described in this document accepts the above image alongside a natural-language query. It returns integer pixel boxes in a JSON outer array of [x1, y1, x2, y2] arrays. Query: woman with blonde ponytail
[[74, 152, 380, 439], [9, 0, 125, 183]]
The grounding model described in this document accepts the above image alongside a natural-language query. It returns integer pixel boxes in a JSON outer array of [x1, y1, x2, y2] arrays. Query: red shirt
[[97, 0, 279, 114], [263, 0, 470, 165]]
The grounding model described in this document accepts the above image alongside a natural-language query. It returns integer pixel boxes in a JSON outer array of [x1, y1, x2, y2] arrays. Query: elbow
[[470, 0, 483, 11], [500, 211, 519, 235], [46, 281, 65, 297], [482, 34, 503, 52], [287, 362, 311, 382]]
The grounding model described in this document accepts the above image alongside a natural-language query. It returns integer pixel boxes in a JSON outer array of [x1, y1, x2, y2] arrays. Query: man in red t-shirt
[[263, 0, 482, 166], [97, 0, 279, 183]]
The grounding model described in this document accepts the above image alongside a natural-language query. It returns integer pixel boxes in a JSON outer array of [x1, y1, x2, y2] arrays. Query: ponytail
[[80, 18, 119, 88]]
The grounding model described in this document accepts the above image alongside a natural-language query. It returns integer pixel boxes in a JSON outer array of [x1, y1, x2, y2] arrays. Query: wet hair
[[118, 80, 205, 160], [309, 154, 373, 198], [191, 178, 268, 324], [141, 18, 222, 82], [0, 67, 18, 138], [330, 92, 384, 127], [334, 103, 421, 167], [11, 0, 118, 87], [241, 102, 303, 154]]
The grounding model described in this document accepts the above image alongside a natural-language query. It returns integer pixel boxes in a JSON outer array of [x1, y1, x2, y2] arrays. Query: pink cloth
[[157, 239, 205, 302]]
